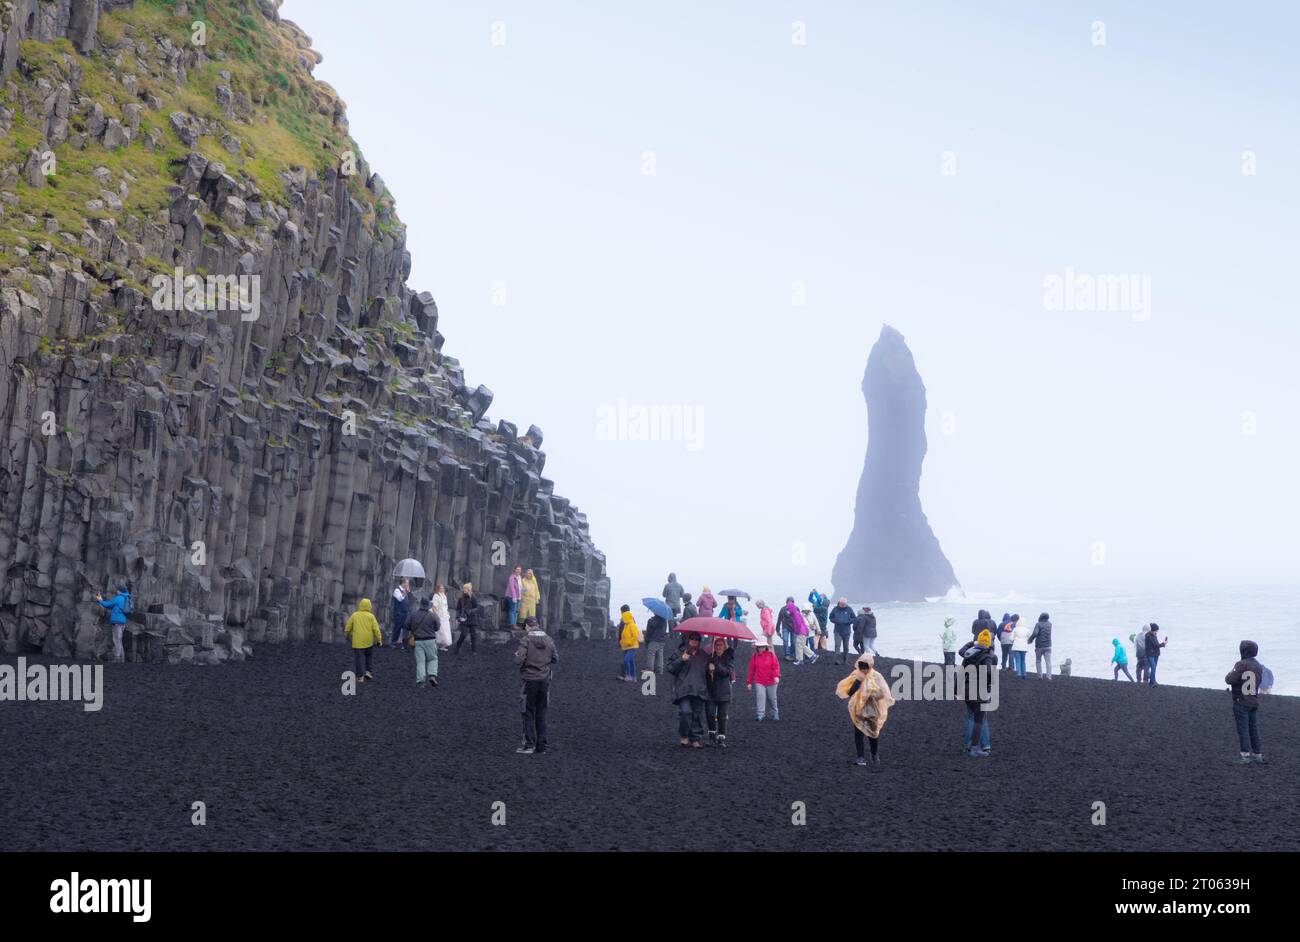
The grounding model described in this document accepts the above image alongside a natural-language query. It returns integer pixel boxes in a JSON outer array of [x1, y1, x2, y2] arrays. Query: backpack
[[122, 591, 132, 616]]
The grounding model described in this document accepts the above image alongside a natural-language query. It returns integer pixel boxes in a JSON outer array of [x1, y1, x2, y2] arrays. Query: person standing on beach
[[1225, 640, 1267, 764], [813, 593, 831, 644], [681, 593, 698, 621], [836, 652, 894, 769], [941, 616, 957, 665], [1110, 638, 1134, 682], [697, 586, 717, 619], [407, 597, 441, 687], [704, 636, 735, 747], [1133, 628, 1149, 683], [643, 610, 668, 676], [431, 584, 453, 650], [1144, 623, 1167, 686], [757, 600, 776, 645], [663, 573, 685, 618], [1027, 613, 1053, 679], [454, 583, 481, 654], [777, 598, 797, 661], [747, 637, 781, 720], [617, 605, 641, 682], [853, 605, 878, 656], [829, 598, 856, 664], [971, 609, 997, 640], [797, 603, 822, 664], [958, 630, 997, 756], [390, 578, 412, 650], [344, 598, 382, 683], [1010, 617, 1031, 678], [515, 616, 557, 755], [997, 614, 1016, 670], [668, 632, 710, 747]]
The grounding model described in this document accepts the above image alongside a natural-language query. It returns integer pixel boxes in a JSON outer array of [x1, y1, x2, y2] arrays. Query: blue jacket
[[718, 601, 746, 622], [99, 592, 130, 625]]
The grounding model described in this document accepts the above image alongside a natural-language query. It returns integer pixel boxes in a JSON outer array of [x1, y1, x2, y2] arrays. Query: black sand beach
[[1, 640, 1295, 852]]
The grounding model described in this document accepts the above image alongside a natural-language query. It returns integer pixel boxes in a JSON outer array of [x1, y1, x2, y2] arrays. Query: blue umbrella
[[642, 597, 672, 620]]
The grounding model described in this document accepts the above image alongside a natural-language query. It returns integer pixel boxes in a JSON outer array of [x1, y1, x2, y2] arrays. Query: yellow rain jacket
[[619, 612, 641, 650], [345, 598, 383, 649]]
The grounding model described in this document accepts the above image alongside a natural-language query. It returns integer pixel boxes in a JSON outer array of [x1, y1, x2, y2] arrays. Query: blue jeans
[[1012, 651, 1026, 677], [964, 703, 991, 749], [1147, 655, 1159, 685], [507, 598, 520, 626], [782, 628, 793, 659], [622, 649, 637, 679], [1233, 701, 1260, 753]]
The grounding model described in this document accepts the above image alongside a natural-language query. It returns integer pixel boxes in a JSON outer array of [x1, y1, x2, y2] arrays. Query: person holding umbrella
[[705, 636, 736, 747], [390, 577, 412, 650], [642, 598, 673, 675], [667, 632, 710, 747]]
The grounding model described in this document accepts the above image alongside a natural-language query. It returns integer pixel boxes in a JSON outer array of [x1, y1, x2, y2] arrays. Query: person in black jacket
[[958, 630, 997, 757], [643, 613, 668, 675], [1027, 613, 1053, 679], [406, 597, 441, 687], [1226, 640, 1267, 764], [704, 637, 735, 747], [776, 599, 796, 661], [681, 593, 698, 621], [853, 606, 878, 656], [1144, 622, 1167, 686], [454, 583, 481, 654], [828, 599, 857, 664], [667, 633, 710, 748], [971, 609, 998, 664]]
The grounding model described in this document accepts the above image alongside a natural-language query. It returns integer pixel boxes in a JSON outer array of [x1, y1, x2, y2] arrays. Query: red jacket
[[747, 648, 781, 686]]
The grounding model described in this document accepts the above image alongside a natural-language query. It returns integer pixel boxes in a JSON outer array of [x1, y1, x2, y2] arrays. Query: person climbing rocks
[[1144, 623, 1167, 686], [1226, 640, 1267, 765], [663, 573, 685, 618], [643, 610, 668, 675], [505, 565, 523, 628], [747, 636, 781, 721], [696, 586, 717, 619], [515, 616, 558, 755], [390, 578, 412, 650], [958, 629, 997, 756], [704, 636, 735, 747], [432, 584, 453, 650], [344, 598, 382, 683], [618, 605, 641, 682], [95, 583, 132, 663], [520, 569, 541, 626], [941, 616, 957, 666], [668, 632, 710, 747], [407, 597, 441, 687], [454, 583, 480, 654], [836, 652, 894, 770], [853, 605, 877, 656], [829, 598, 856, 664], [1027, 613, 1053, 679], [1111, 638, 1134, 682]]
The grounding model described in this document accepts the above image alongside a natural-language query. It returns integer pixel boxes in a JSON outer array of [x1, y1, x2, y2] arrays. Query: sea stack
[[832, 325, 958, 602]]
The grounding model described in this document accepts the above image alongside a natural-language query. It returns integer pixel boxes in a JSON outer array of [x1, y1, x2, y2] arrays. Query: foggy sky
[[285, 0, 1300, 605]]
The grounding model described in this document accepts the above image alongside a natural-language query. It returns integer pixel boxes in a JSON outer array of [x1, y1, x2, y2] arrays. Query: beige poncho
[[836, 657, 895, 739]]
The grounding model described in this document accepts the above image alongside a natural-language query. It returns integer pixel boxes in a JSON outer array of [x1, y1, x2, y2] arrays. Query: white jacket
[[432, 592, 452, 646], [1011, 623, 1033, 652]]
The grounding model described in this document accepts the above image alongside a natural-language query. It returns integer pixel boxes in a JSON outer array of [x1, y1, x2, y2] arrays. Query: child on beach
[[836, 652, 894, 769], [617, 605, 640, 682], [1111, 639, 1134, 681], [1226, 640, 1268, 764], [747, 637, 781, 720]]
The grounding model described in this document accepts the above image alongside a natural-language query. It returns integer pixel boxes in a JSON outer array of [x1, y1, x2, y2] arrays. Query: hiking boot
[[871, 754, 882, 771], [515, 746, 535, 755], [979, 747, 992, 756], [967, 748, 987, 759]]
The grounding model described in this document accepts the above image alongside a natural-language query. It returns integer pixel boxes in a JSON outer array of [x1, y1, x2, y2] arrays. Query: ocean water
[[632, 583, 1299, 696]]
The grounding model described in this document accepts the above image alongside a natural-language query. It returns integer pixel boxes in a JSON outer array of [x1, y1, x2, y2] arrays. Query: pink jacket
[[760, 607, 775, 636], [697, 592, 716, 618], [748, 648, 781, 686], [506, 573, 522, 601]]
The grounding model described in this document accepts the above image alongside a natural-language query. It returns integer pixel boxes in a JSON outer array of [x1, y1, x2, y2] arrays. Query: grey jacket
[[1027, 619, 1052, 650], [515, 629, 558, 681], [408, 609, 441, 642], [667, 645, 710, 703]]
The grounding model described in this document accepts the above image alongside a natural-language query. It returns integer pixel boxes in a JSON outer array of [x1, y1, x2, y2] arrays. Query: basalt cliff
[[832, 325, 958, 603], [0, 0, 610, 663]]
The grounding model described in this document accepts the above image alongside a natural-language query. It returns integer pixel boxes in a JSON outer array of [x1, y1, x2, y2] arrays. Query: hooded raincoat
[[345, 599, 383, 649], [836, 655, 895, 738]]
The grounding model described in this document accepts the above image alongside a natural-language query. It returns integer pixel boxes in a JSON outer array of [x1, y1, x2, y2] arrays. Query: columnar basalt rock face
[[0, 0, 609, 663], [832, 325, 958, 603]]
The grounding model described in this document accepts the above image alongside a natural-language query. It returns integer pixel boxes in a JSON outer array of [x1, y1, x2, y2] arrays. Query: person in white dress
[[431, 584, 453, 649]]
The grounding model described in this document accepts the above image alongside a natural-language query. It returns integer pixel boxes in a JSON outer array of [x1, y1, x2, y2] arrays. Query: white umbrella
[[392, 558, 426, 580]]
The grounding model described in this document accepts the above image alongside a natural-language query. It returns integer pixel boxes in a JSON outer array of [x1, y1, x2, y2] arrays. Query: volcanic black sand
[[1, 639, 1295, 852]]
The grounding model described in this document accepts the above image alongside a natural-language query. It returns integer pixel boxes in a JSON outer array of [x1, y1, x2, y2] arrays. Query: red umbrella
[[671, 616, 757, 641]]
